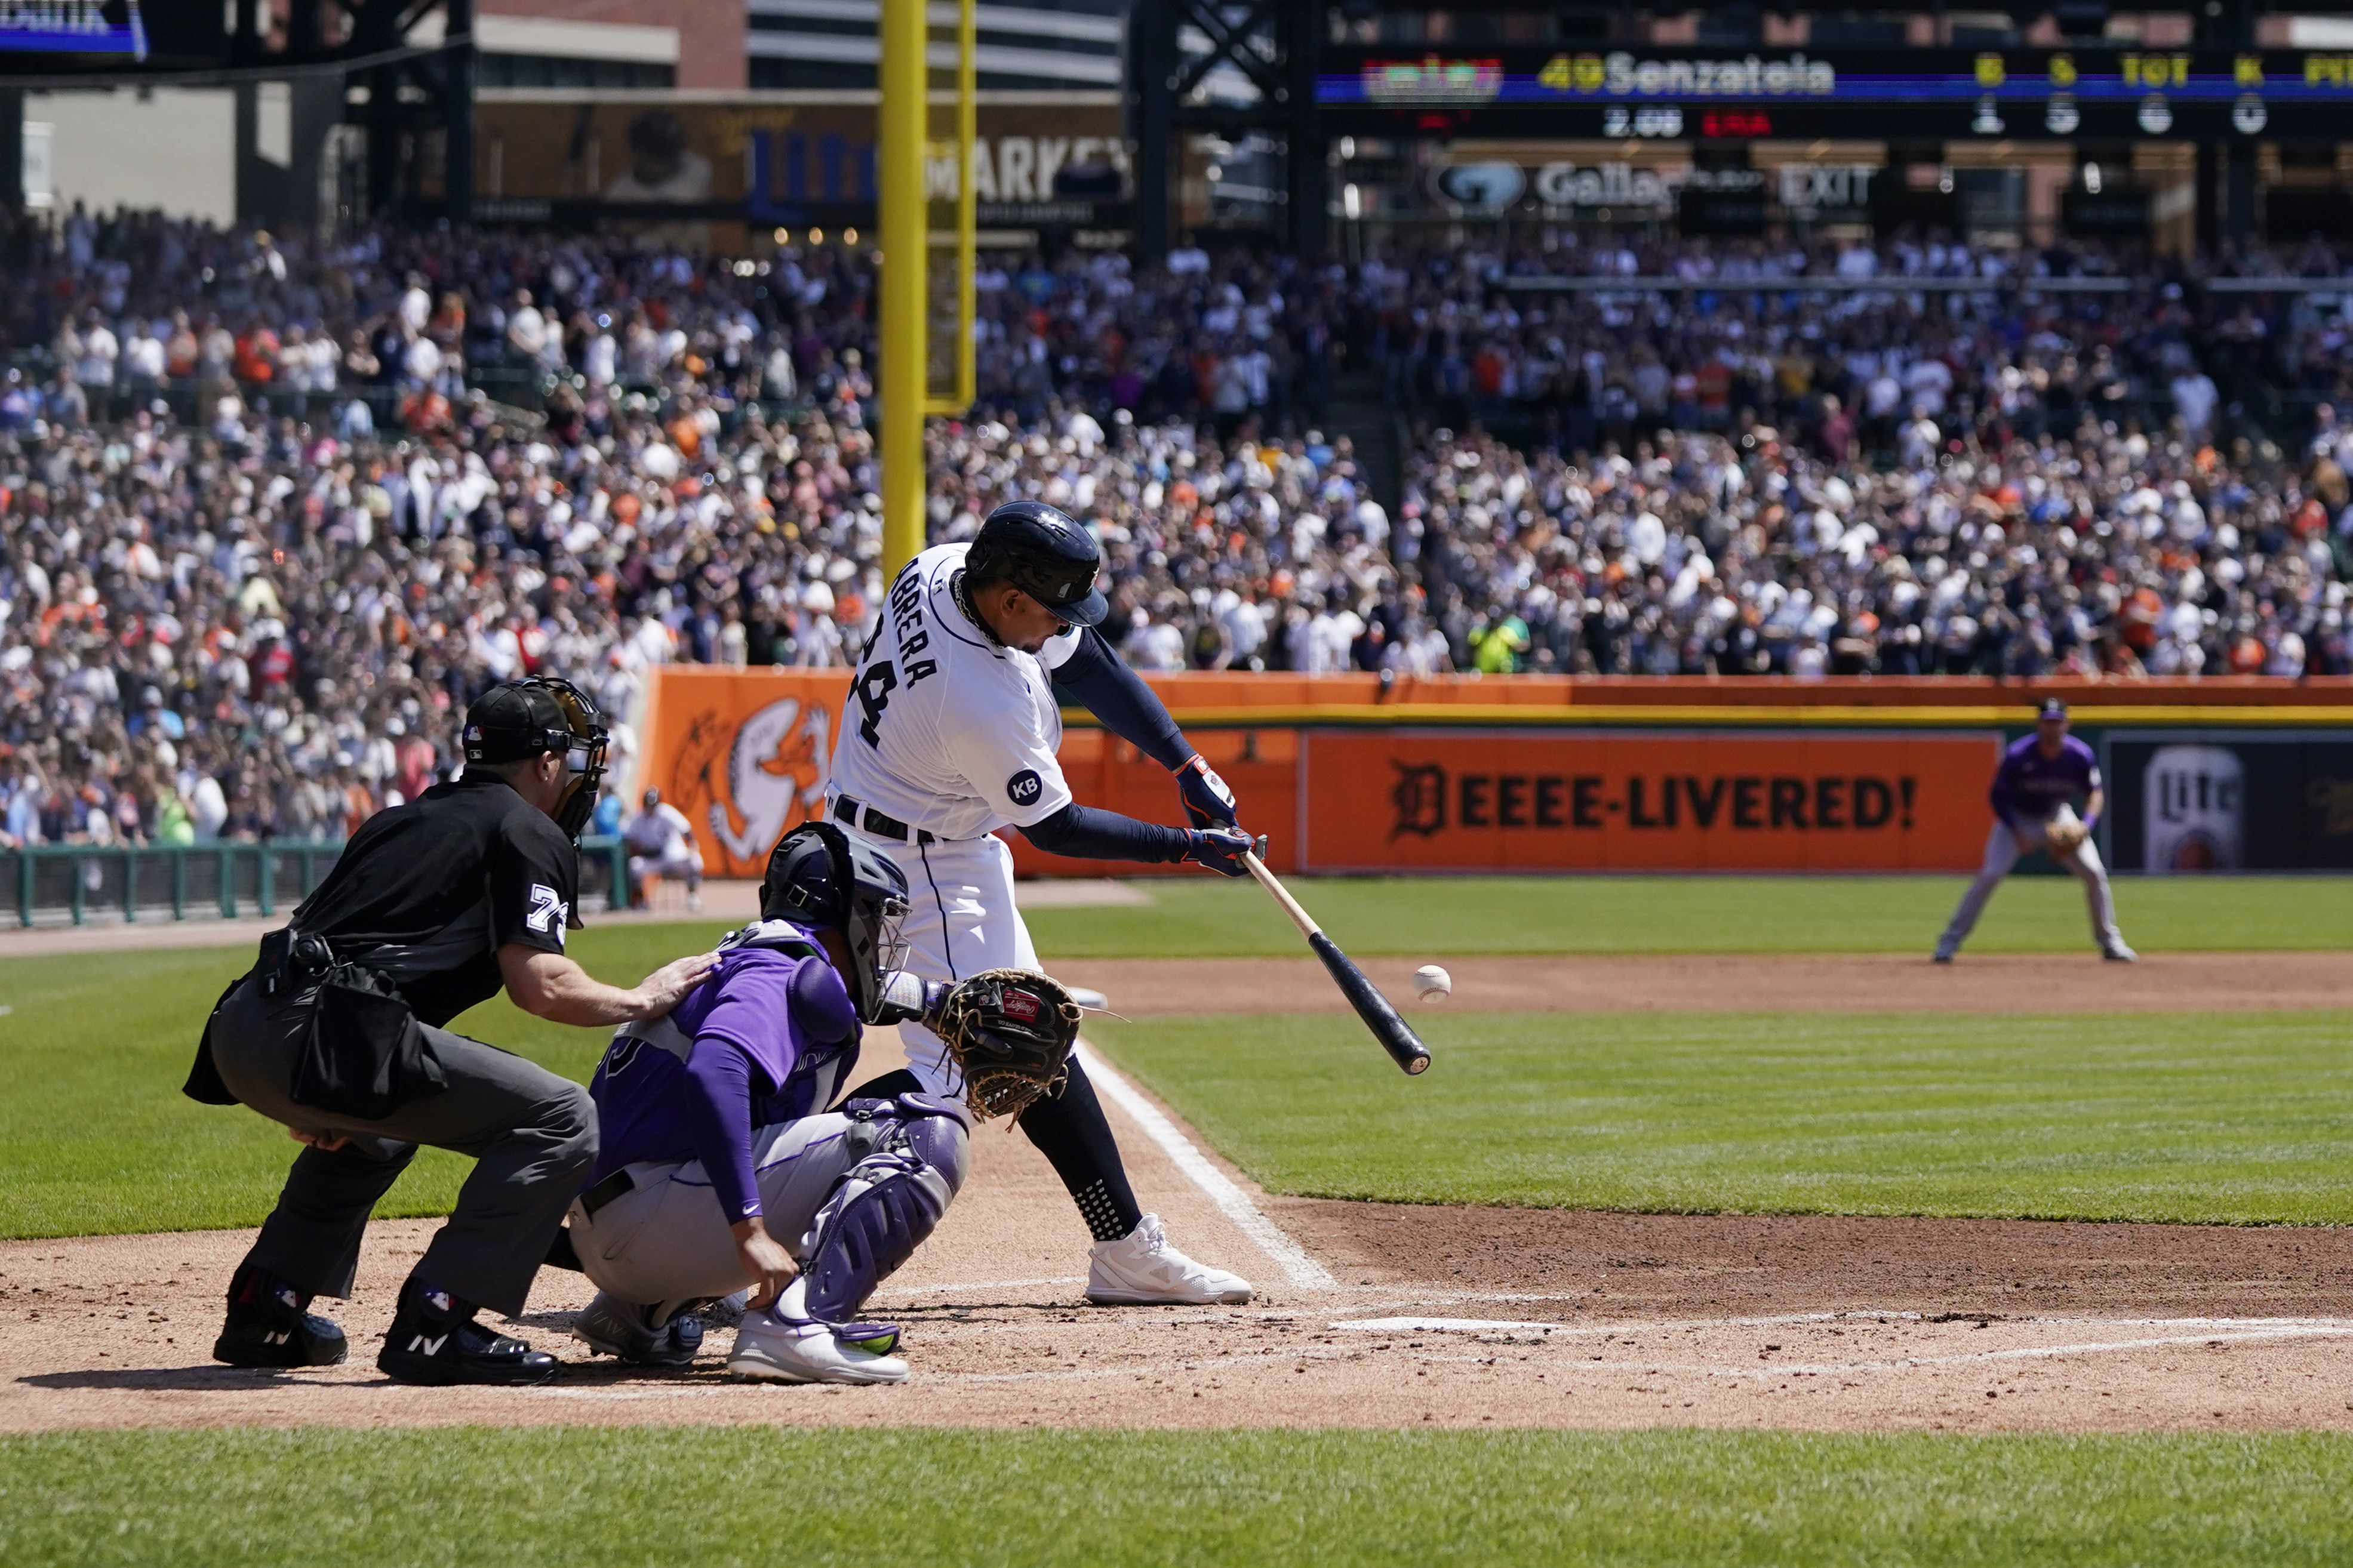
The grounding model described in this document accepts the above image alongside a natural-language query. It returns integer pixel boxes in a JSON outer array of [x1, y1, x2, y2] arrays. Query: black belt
[[579, 1167, 635, 1219], [833, 793, 936, 845]]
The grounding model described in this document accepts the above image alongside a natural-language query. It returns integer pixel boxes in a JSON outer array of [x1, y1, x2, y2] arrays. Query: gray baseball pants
[[206, 975, 596, 1318], [1937, 811, 2123, 957], [565, 1111, 873, 1324]]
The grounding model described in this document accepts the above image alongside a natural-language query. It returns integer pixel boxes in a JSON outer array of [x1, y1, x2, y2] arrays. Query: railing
[[1, 836, 633, 931]]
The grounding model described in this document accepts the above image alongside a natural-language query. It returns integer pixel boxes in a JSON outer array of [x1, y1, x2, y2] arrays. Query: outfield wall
[[639, 669, 2353, 877]]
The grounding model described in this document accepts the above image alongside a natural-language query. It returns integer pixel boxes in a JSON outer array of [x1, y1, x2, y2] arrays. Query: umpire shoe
[[377, 1282, 559, 1386], [1087, 1213, 1254, 1305], [573, 1291, 705, 1366], [726, 1312, 909, 1385], [212, 1264, 349, 1369]]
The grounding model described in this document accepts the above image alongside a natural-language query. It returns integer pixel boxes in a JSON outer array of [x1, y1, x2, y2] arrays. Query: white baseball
[[1412, 964, 1453, 1002]]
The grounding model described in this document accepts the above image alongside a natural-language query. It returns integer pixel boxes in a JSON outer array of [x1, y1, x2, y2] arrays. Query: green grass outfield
[[1017, 873, 2353, 957], [1086, 1009, 2353, 1222], [6, 925, 2353, 1236], [8, 1428, 2353, 1567]]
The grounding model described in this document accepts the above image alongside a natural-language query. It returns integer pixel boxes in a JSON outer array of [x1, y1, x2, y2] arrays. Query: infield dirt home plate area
[[5, 953, 2352, 1436]]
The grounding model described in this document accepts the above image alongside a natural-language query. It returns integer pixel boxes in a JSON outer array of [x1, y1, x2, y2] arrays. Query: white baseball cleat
[[2102, 941, 2139, 963], [725, 1313, 908, 1384], [1087, 1213, 1254, 1305]]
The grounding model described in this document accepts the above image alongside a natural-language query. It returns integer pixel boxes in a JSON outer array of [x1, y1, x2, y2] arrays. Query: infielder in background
[[1935, 699, 2136, 964], [564, 822, 1075, 1383], [623, 786, 704, 913], [825, 500, 1263, 1305]]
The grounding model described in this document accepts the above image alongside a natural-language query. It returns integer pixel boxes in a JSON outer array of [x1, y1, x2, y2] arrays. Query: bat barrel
[[1309, 932, 1432, 1076]]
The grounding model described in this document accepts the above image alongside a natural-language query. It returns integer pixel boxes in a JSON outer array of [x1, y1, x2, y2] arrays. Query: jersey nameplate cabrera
[[823, 544, 1078, 842]]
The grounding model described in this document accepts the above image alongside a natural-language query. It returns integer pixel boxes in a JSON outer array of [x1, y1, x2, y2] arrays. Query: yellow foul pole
[[879, 0, 928, 577]]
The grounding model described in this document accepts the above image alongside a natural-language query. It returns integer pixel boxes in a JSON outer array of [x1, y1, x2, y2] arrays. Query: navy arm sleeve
[[1021, 801, 1193, 863], [1048, 627, 1192, 771], [682, 1042, 764, 1225]]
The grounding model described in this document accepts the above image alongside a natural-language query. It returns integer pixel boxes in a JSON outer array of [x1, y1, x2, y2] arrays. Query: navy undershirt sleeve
[[1021, 801, 1192, 862], [1049, 627, 1193, 771], [682, 1042, 764, 1225], [788, 959, 859, 1046]]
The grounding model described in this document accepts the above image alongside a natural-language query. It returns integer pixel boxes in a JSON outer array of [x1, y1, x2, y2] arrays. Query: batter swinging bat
[[1241, 852, 1431, 1076]]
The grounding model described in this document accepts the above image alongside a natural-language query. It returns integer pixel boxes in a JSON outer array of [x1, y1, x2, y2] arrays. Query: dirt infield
[[9, 991, 2353, 1437], [1056, 951, 2353, 1015]]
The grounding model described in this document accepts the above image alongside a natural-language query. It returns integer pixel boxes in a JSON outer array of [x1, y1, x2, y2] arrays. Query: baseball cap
[[463, 682, 571, 763], [2037, 699, 2069, 721]]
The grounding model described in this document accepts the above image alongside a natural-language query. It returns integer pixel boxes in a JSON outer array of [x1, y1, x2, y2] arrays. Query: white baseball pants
[[851, 828, 1038, 1100], [1937, 810, 2123, 957]]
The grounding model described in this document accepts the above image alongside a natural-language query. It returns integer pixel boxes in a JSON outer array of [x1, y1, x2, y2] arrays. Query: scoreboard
[[0, 3, 227, 76], [1322, 46, 2353, 140]]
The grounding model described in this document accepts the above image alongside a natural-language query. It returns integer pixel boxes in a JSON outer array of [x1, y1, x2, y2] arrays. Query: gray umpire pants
[[1937, 811, 2123, 957], [566, 1111, 872, 1324], [207, 976, 596, 1319]]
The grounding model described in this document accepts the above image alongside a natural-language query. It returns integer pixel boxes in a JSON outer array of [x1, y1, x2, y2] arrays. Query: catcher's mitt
[[931, 968, 1080, 1122], [2045, 818, 2088, 854]]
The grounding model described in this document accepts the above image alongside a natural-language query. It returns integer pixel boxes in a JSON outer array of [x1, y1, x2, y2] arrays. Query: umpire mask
[[759, 821, 911, 1021], [462, 676, 610, 840]]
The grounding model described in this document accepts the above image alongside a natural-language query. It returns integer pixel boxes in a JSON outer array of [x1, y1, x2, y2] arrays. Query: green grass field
[[1019, 874, 2353, 957], [4, 876, 2350, 1239], [8, 1427, 2353, 1567], [1087, 1009, 2353, 1223]]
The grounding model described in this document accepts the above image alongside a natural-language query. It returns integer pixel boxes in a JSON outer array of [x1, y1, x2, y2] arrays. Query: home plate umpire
[[183, 676, 715, 1385]]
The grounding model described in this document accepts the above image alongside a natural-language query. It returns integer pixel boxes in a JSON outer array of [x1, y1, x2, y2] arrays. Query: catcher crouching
[[559, 821, 1078, 1384]]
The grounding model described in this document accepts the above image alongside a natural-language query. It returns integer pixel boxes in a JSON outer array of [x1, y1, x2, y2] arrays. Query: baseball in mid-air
[[1412, 964, 1453, 1002]]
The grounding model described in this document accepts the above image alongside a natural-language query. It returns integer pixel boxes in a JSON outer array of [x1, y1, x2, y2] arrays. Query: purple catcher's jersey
[[1989, 734, 2100, 825], [586, 922, 863, 1205]]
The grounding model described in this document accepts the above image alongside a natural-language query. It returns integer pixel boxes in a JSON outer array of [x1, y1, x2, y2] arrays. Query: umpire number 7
[[856, 661, 897, 747]]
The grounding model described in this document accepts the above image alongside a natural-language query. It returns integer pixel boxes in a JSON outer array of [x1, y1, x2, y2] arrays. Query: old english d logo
[[1391, 761, 1447, 839]]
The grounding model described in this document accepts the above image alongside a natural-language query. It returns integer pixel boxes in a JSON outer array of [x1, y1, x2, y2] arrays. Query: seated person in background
[[623, 786, 703, 913]]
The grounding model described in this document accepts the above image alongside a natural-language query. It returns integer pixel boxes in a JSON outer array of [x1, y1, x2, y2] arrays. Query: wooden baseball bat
[[1241, 852, 1431, 1077]]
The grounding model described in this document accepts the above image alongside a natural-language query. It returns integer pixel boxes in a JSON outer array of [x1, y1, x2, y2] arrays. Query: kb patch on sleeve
[[1007, 769, 1043, 808]]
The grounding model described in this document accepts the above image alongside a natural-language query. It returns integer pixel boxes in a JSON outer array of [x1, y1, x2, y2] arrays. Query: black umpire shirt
[[287, 773, 580, 1027]]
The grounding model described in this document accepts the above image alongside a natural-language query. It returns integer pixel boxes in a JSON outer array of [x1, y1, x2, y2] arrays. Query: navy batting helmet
[[760, 821, 912, 1021], [964, 500, 1108, 627]]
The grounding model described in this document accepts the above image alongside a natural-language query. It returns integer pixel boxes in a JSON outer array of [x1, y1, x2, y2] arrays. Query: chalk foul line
[[1073, 1040, 1338, 1291]]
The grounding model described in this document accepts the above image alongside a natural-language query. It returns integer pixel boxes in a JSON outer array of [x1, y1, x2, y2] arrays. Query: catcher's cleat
[[212, 1263, 349, 1369], [1087, 1213, 1253, 1306], [378, 1282, 558, 1386], [726, 1311, 909, 1384], [573, 1292, 705, 1366]]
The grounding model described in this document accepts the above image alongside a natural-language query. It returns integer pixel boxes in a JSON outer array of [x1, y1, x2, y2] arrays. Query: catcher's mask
[[760, 821, 911, 1021], [462, 676, 608, 840]]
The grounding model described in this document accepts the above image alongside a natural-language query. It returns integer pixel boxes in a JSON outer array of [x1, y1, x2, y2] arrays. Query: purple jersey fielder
[[1936, 700, 2134, 963]]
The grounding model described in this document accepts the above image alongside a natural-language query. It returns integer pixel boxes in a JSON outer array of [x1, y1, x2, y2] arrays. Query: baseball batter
[[1934, 699, 2136, 964], [823, 500, 1264, 1305]]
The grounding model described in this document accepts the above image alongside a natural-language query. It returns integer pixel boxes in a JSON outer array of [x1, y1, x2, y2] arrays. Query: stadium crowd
[[1, 207, 2349, 848]]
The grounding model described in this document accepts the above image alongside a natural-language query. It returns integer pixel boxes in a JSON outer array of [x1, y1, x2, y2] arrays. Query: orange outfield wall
[[1297, 732, 1997, 872], [639, 667, 2026, 878]]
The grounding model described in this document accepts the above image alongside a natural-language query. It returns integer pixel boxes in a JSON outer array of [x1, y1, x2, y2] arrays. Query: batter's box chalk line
[[1074, 1040, 1339, 1291]]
